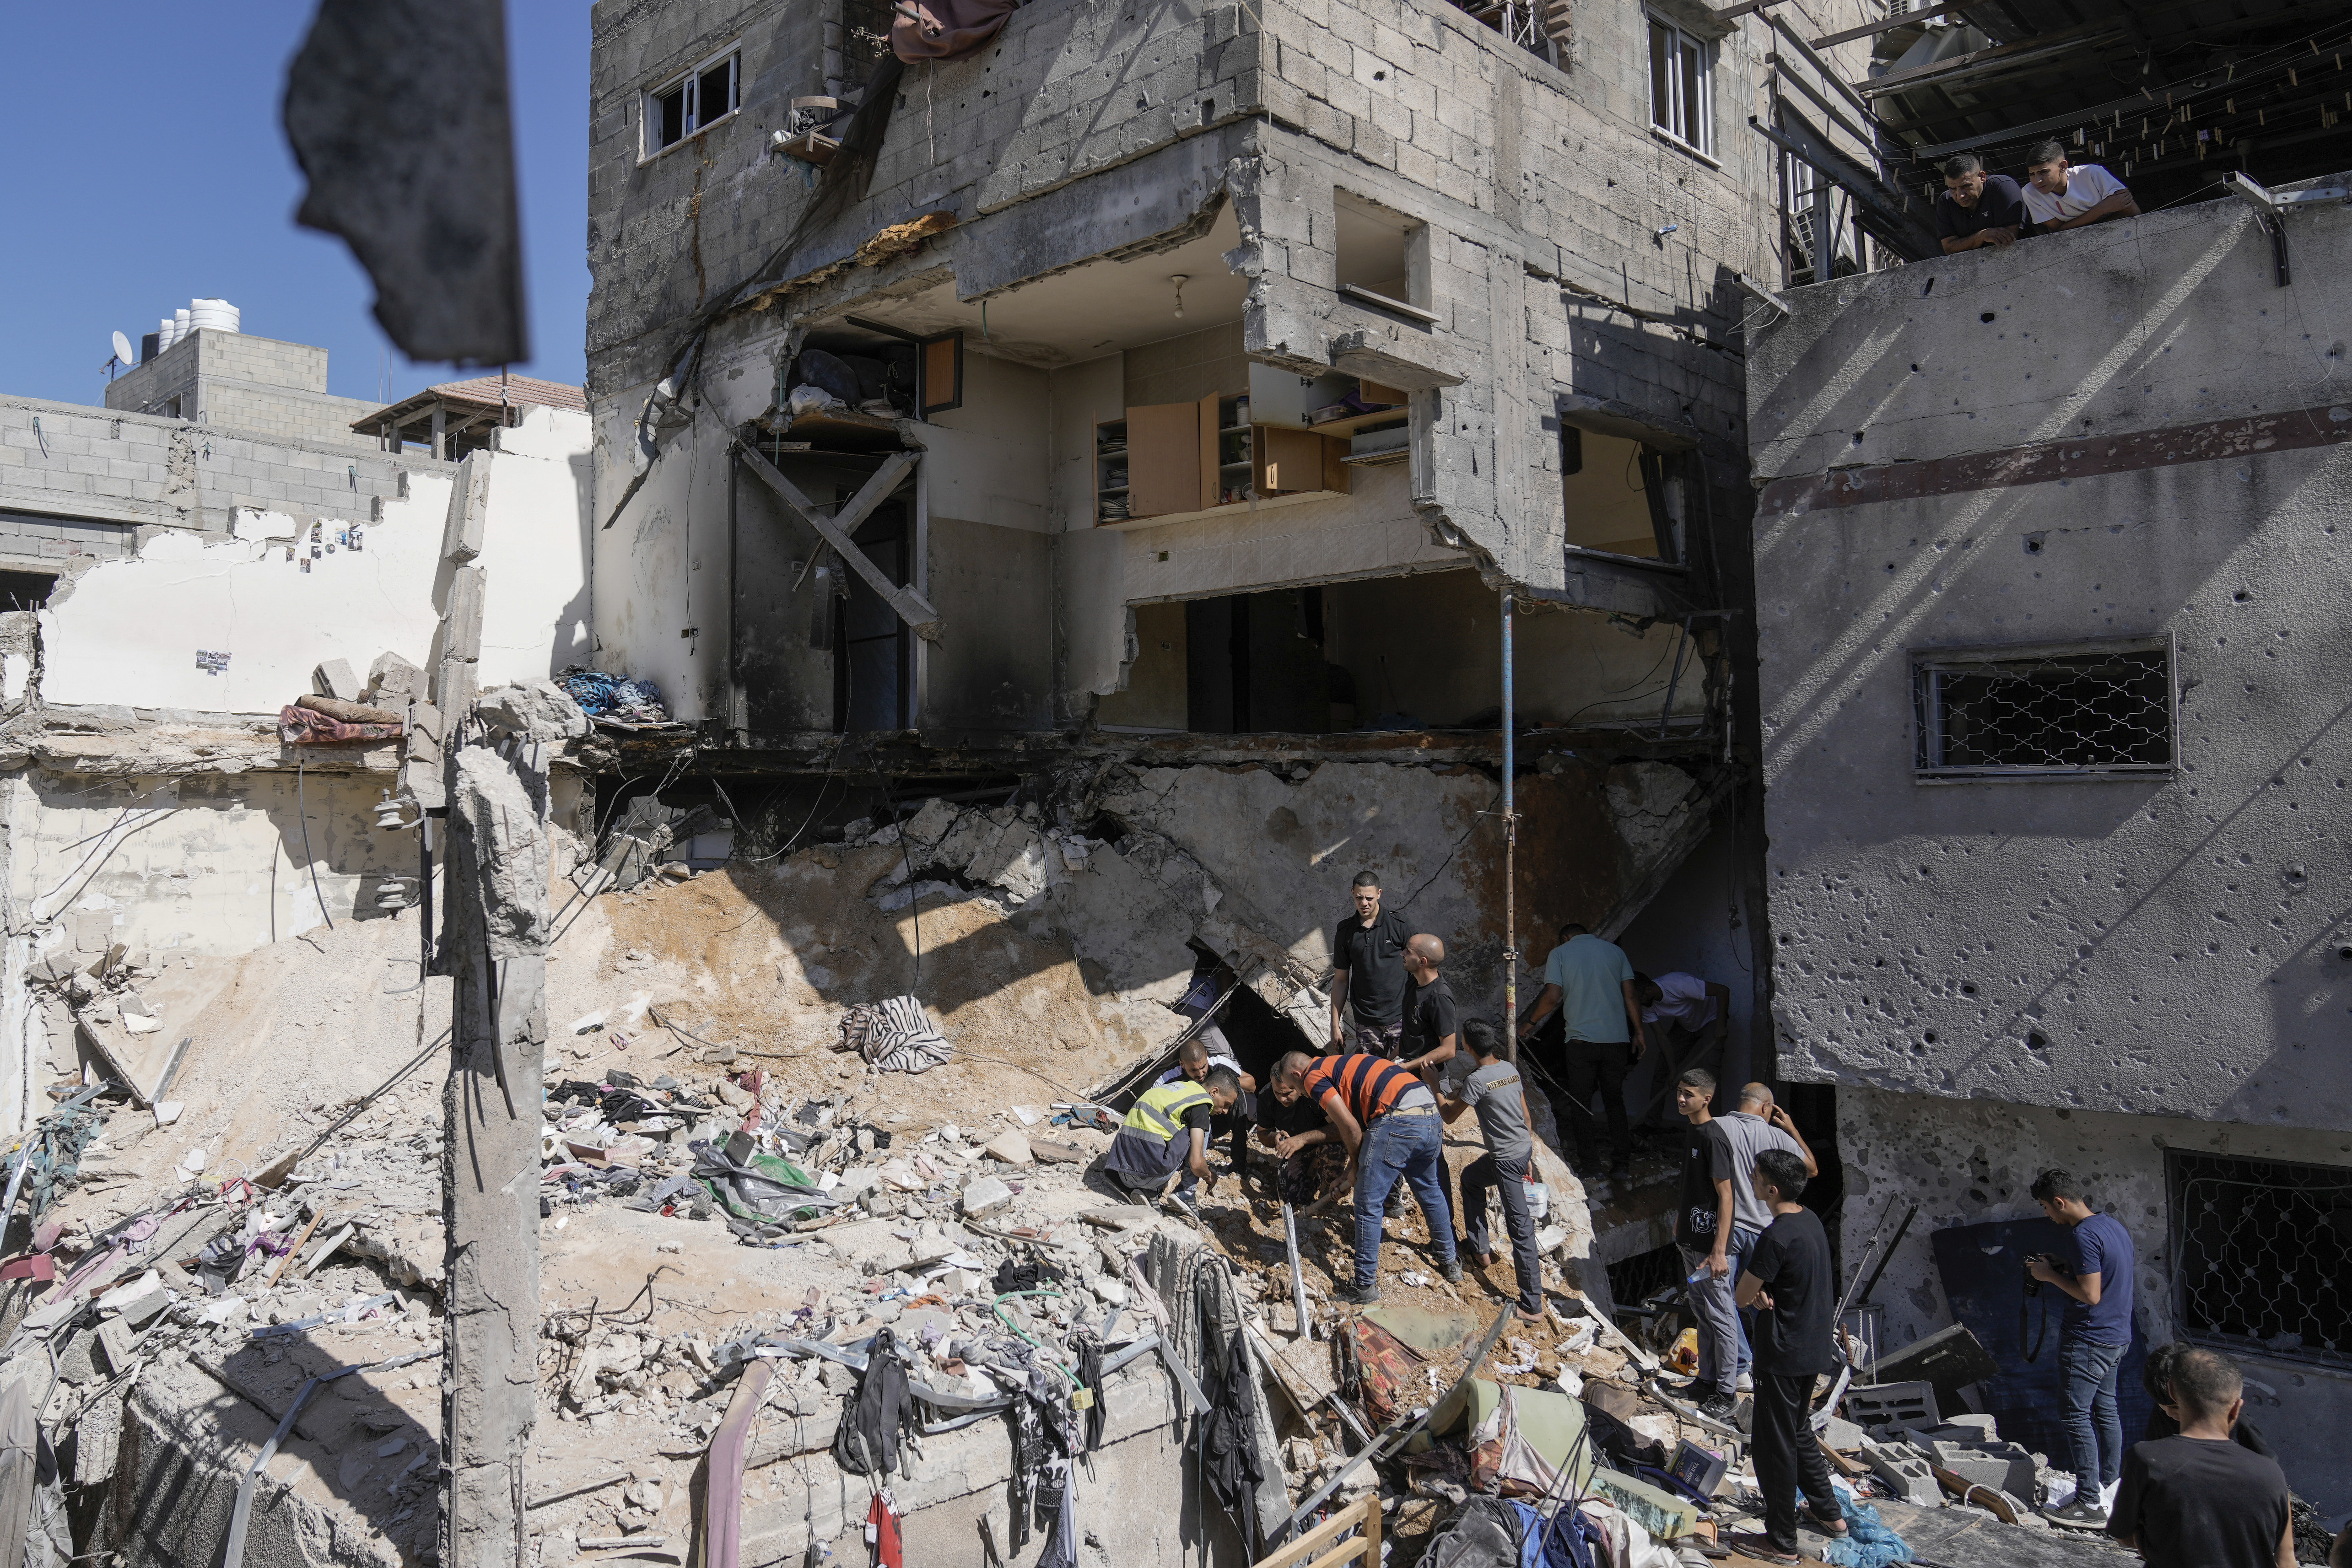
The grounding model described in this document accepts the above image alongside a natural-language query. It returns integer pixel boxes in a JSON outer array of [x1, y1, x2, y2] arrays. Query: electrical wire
[[296, 760, 333, 932]]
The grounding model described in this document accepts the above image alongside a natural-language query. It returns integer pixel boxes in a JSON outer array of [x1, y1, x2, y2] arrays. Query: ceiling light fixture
[[1170, 274, 1189, 319]]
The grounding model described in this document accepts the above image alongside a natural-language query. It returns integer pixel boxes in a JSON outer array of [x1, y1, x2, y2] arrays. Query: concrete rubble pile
[[0, 764, 1856, 1568]]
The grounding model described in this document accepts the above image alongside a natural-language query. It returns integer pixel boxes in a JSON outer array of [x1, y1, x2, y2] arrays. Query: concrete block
[[1861, 1442, 1942, 1507], [1931, 1439, 2037, 1496], [1841, 1380, 1938, 1435], [314, 658, 363, 700]]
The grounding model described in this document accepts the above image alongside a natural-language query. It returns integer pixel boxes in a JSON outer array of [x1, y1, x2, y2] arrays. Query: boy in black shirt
[[2109, 1348, 2294, 1568], [1729, 1148, 1846, 1565]]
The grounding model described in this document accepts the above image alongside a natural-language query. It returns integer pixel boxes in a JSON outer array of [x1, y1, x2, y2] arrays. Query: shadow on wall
[[28, 770, 413, 957]]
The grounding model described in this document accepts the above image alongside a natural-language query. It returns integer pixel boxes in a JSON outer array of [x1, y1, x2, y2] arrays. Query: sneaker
[[1698, 1393, 1739, 1423], [1331, 1281, 1380, 1306], [1726, 1532, 1798, 1565], [1439, 1259, 1464, 1284], [2044, 1499, 2109, 1530], [1736, 1372, 1753, 1394]]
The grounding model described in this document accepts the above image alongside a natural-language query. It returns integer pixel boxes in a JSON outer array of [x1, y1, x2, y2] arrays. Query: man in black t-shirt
[[1729, 1149, 1846, 1565], [1397, 934, 1459, 1088], [1935, 152, 2029, 256], [2109, 1348, 2294, 1568], [1671, 1068, 1743, 1423], [1330, 870, 1412, 1055]]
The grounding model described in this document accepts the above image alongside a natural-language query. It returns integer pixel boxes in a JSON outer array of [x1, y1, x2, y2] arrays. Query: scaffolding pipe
[[1501, 591, 1517, 1039]]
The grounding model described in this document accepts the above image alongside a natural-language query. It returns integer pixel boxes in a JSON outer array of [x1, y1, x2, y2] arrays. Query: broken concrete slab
[[960, 1176, 1014, 1219]]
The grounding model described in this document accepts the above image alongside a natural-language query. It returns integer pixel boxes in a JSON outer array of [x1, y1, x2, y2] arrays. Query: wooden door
[[1125, 402, 1202, 517]]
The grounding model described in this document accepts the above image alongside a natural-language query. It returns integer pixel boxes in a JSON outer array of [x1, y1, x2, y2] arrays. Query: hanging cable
[[297, 760, 334, 932]]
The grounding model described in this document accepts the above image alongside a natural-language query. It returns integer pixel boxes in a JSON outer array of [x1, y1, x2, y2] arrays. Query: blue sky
[[0, 2, 589, 411]]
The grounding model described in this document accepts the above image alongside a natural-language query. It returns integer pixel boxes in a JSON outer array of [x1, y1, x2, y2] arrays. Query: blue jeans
[[1353, 1109, 1455, 1291], [2058, 1334, 2128, 1490], [1678, 1223, 1760, 1396]]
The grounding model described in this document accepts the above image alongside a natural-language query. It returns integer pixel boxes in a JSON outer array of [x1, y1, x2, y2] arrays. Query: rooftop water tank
[[188, 298, 240, 334]]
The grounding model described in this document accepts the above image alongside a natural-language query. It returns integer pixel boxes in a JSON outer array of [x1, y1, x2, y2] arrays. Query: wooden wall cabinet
[[1096, 384, 1363, 527]]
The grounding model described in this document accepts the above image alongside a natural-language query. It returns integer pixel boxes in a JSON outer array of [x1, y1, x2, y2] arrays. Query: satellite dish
[[112, 331, 135, 366]]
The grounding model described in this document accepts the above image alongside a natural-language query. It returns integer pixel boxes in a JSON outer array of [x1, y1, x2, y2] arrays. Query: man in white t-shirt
[[2021, 140, 2138, 232]]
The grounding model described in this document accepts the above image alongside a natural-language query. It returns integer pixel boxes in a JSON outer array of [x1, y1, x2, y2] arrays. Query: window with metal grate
[[1911, 639, 2174, 780], [2168, 1150, 2352, 1373]]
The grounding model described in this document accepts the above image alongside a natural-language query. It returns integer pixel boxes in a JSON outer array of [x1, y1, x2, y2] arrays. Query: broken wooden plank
[[733, 442, 939, 640]]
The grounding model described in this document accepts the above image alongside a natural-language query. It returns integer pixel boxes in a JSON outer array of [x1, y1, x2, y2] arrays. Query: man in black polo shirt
[[1729, 1149, 1847, 1565], [1936, 152, 2029, 256], [1330, 870, 1411, 1056]]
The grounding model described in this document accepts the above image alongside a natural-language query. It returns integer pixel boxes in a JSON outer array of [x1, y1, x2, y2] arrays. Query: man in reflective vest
[[1102, 1068, 1240, 1213]]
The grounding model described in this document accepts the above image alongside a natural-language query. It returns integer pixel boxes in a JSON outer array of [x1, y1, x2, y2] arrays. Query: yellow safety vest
[[1122, 1081, 1212, 1145]]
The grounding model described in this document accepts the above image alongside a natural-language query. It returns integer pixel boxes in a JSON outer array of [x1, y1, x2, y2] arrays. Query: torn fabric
[[838, 997, 953, 1073]]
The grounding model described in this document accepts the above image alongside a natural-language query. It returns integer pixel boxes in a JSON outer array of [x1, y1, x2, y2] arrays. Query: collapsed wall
[[0, 755, 1680, 1568]]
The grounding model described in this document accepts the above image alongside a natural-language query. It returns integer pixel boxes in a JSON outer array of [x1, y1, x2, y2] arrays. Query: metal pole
[[1501, 591, 1517, 1038]]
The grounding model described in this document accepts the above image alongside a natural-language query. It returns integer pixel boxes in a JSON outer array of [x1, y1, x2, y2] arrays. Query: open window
[[1558, 406, 1689, 564], [644, 46, 740, 158], [1333, 191, 1434, 324], [0, 568, 56, 613]]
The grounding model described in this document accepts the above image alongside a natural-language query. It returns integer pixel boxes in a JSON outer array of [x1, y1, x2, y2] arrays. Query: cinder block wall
[[0, 397, 433, 535], [587, 0, 1830, 581], [104, 331, 383, 451]]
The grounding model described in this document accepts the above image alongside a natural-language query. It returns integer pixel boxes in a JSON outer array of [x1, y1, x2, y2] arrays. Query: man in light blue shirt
[[1516, 922, 1646, 1178]]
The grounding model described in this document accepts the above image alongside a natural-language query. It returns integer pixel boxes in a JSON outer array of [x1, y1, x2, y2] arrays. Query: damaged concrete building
[[0, 324, 595, 1132], [1748, 176, 2352, 1519], [574, 0, 1913, 1147]]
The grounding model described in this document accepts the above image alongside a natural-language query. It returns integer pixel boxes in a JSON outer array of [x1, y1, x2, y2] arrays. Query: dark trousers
[[1453, 1151, 1544, 1312], [1210, 1090, 1257, 1171], [1752, 1370, 1840, 1553], [1558, 1038, 1632, 1169]]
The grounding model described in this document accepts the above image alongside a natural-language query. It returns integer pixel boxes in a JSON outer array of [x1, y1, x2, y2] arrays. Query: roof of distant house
[[353, 374, 586, 433]]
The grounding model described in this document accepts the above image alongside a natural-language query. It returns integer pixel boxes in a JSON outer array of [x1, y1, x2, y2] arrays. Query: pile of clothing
[[556, 668, 670, 725]]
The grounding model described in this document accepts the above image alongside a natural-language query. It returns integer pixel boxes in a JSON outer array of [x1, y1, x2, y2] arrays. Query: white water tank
[[188, 298, 240, 334], [157, 316, 177, 351], [173, 308, 191, 345]]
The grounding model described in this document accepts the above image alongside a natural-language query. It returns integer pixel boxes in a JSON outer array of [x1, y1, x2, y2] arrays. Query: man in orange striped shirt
[[1272, 1049, 1462, 1305]]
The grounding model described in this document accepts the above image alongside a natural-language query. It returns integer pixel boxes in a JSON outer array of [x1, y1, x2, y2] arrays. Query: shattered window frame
[[641, 45, 741, 161], [2167, 1149, 2352, 1374], [1909, 636, 2177, 783], [1645, 13, 1716, 159]]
